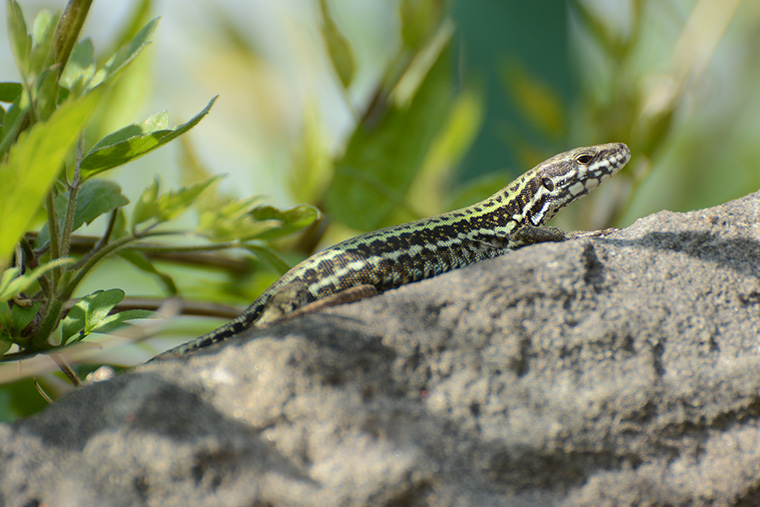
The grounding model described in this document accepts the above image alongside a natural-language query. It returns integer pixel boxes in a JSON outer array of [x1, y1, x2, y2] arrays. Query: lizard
[[155, 142, 630, 358]]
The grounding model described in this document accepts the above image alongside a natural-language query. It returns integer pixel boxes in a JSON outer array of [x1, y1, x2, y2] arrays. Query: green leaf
[[154, 175, 221, 223], [198, 199, 319, 243], [59, 38, 96, 96], [7, 0, 32, 78], [89, 309, 152, 335], [325, 40, 454, 230], [89, 18, 159, 90], [248, 204, 321, 240], [36, 179, 129, 246], [80, 96, 217, 178], [11, 302, 40, 334], [0, 83, 23, 103], [399, 0, 444, 50], [60, 288, 125, 345], [318, 0, 355, 88], [29, 9, 58, 77], [32, 66, 59, 122], [0, 258, 74, 302], [132, 178, 159, 229], [245, 245, 292, 275], [118, 250, 177, 295], [0, 86, 104, 263]]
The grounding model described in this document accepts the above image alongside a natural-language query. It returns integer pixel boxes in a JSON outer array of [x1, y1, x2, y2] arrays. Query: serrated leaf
[[132, 178, 159, 228], [36, 179, 129, 246], [80, 96, 217, 178], [154, 175, 221, 223], [0, 83, 23, 103], [118, 250, 177, 295], [0, 258, 73, 302], [59, 38, 96, 96], [60, 288, 125, 345], [0, 86, 104, 262], [318, 0, 354, 88], [325, 41, 454, 230], [89, 18, 159, 90], [7, 0, 32, 77]]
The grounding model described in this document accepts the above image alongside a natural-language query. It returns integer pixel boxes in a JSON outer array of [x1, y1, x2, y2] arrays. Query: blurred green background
[[1, 0, 759, 420]]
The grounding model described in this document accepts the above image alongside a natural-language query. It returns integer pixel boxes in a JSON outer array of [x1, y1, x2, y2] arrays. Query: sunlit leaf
[[29, 9, 58, 77], [59, 38, 96, 96], [0, 87, 103, 262], [7, 0, 32, 78], [0, 258, 73, 303], [500, 60, 564, 138], [80, 96, 217, 178], [89, 17, 159, 89], [60, 288, 125, 345]]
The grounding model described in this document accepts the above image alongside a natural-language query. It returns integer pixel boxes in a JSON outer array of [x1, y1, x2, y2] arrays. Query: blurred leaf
[[325, 42, 454, 230], [0, 86, 103, 262], [500, 59, 564, 138], [199, 199, 319, 243], [318, 0, 355, 88], [59, 38, 96, 96], [154, 175, 221, 223], [248, 205, 321, 240], [399, 0, 444, 50], [89, 17, 159, 89], [0, 83, 23, 103], [7, 0, 32, 78], [245, 244, 292, 275], [29, 9, 57, 77], [446, 172, 508, 211], [80, 96, 217, 178], [0, 258, 73, 303], [32, 67, 59, 122], [132, 178, 159, 228], [118, 250, 177, 295], [36, 179, 129, 246], [60, 288, 124, 344]]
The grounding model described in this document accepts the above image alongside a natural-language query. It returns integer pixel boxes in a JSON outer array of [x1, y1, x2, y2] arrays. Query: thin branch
[[63, 296, 242, 320]]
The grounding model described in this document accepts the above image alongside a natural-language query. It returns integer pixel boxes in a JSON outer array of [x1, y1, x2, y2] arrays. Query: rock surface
[[2, 192, 760, 506]]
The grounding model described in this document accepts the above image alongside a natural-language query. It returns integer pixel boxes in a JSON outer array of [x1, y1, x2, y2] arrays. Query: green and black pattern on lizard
[[158, 142, 630, 358]]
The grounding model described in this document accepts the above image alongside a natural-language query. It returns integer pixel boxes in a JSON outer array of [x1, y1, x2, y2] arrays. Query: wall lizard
[[156, 142, 630, 358]]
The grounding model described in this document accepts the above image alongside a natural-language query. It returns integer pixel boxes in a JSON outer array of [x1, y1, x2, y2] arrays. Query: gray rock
[[2, 192, 760, 506]]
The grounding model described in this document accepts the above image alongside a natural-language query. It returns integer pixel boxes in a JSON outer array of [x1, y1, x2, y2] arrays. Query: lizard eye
[[541, 177, 555, 191], [575, 154, 592, 165]]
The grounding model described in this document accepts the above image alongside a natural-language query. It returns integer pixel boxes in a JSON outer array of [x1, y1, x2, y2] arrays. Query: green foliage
[[0, 0, 318, 399]]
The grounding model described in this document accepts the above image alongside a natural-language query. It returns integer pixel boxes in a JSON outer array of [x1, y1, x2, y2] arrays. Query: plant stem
[[45, 190, 61, 287]]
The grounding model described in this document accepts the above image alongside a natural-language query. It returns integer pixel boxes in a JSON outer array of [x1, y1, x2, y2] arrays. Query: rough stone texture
[[2, 192, 760, 506]]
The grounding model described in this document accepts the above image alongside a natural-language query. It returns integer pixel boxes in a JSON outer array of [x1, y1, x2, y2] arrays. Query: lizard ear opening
[[541, 177, 555, 191]]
